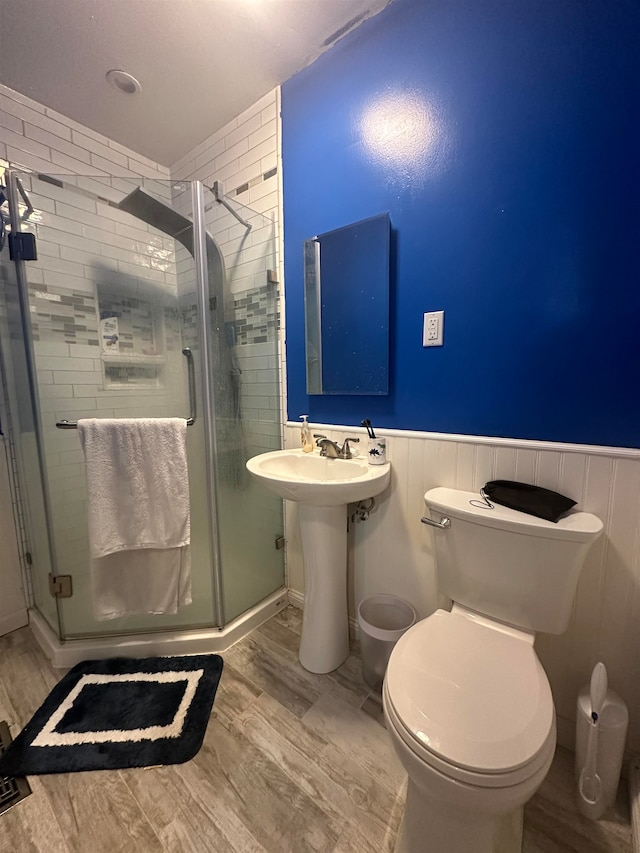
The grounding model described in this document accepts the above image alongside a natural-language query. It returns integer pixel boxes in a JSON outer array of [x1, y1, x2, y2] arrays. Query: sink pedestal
[[297, 504, 349, 674], [245, 448, 390, 676]]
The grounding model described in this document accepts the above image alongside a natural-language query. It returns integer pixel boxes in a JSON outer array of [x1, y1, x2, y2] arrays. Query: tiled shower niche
[[98, 289, 170, 389]]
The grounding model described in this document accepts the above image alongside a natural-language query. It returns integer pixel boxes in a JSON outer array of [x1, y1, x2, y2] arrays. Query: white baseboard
[[287, 589, 304, 609]]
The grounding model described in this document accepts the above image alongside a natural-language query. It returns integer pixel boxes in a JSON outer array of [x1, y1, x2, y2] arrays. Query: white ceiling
[[0, 0, 390, 166]]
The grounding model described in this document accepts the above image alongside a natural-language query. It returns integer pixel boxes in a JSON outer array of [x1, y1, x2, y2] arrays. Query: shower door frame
[[191, 180, 225, 628], [4, 170, 63, 635]]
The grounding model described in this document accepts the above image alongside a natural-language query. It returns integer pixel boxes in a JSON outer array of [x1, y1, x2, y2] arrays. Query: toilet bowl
[[383, 606, 556, 853], [382, 487, 603, 853]]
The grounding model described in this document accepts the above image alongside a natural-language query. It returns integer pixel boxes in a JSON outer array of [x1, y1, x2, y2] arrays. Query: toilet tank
[[424, 487, 603, 634]]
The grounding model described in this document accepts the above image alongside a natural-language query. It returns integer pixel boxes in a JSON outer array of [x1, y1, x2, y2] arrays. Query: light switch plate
[[423, 310, 444, 346]]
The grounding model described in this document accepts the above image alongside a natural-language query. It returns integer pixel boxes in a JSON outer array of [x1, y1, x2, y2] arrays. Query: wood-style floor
[[0, 606, 633, 852]]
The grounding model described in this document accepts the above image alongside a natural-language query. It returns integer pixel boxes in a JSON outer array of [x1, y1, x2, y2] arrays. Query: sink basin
[[246, 448, 390, 506]]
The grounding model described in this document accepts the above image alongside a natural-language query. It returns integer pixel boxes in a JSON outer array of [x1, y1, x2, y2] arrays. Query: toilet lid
[[385, 609, 554, 774]]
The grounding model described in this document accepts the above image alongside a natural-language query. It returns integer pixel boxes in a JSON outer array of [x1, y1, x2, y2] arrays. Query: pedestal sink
[[246, 448, 390, 673]]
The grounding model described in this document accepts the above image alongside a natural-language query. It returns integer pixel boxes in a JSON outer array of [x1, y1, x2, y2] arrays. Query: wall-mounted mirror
[[304, 212, 390, 395]]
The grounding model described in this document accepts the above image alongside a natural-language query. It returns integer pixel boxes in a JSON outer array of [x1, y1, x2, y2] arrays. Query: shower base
[[29, 588, 288, 668]]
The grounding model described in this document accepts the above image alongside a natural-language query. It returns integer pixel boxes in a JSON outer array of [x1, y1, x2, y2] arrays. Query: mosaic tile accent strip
[[27, 283, 186, 357], [233, 281, 279, 346], [233, 165, 278, 198], [29, 284, 100, 347]]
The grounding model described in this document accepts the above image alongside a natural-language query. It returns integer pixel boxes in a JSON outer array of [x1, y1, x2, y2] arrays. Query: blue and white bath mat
[[0, 654, 223, 775]]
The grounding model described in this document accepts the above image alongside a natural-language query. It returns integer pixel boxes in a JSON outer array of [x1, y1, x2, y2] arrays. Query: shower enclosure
[[0, 168, 285, 663]]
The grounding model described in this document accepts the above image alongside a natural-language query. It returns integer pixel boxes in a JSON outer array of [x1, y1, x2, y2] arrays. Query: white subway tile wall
[[170, 90, 282, 459], [171, 91, 279, 219], [0, 84, 170, 181]]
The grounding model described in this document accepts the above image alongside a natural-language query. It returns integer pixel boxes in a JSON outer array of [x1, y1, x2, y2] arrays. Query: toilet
[[382, 486, 603, 853]]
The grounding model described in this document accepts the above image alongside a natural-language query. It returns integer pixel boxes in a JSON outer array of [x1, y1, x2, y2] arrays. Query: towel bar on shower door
[[55, 347, 197, 429]]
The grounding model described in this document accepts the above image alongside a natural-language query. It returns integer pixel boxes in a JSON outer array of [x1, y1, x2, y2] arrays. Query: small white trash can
[[357, 595, 417, 692]]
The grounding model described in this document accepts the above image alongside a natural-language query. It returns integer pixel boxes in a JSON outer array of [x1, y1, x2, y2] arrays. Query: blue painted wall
[[282, 0, 640, 447]]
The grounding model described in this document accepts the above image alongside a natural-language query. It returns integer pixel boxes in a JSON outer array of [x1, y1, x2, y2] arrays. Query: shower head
[[118, 185, 227, 318], [118, 187, 193, 253]]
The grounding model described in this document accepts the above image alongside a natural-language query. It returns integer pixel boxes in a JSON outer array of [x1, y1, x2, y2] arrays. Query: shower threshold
[[29, 588, 288, 668]]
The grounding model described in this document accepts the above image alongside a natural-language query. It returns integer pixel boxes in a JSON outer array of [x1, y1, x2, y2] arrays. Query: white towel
[[78, 418, 192, 620]]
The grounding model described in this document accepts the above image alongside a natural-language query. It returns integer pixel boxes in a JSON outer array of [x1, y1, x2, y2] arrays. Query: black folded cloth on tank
[[483, 480, 577, 523]]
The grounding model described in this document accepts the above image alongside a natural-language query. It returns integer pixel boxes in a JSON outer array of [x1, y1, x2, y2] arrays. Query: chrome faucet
[[340, 438, 360, 458], [315, 437, 341, 458], [314, 434, 360, 459]]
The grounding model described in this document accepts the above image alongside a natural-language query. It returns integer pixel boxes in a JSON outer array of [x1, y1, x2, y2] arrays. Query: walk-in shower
[[0, 168, 286, 665]]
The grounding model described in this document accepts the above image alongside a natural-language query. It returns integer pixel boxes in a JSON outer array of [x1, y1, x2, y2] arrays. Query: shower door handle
[[56, 350, 197, 428], [182, 347, 196, 426]]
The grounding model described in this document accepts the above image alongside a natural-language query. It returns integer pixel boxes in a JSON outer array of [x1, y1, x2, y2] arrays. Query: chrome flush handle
[[420, 515, 451, 529]]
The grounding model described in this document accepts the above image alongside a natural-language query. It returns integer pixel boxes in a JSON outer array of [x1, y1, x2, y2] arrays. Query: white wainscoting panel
[[284, 423, 640, 753]]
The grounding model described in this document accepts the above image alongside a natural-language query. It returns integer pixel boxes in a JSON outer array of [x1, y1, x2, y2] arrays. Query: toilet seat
[[384, 608, 556, 788]]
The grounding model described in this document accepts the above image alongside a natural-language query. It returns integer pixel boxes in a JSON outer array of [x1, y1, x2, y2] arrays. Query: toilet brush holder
[[575, 673, 628, 819]]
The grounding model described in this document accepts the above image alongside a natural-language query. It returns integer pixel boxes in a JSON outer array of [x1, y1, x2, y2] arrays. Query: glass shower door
[[0, 221, 57, 634], [202, 192, 285, 621], [6, 172, 217, 638]]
